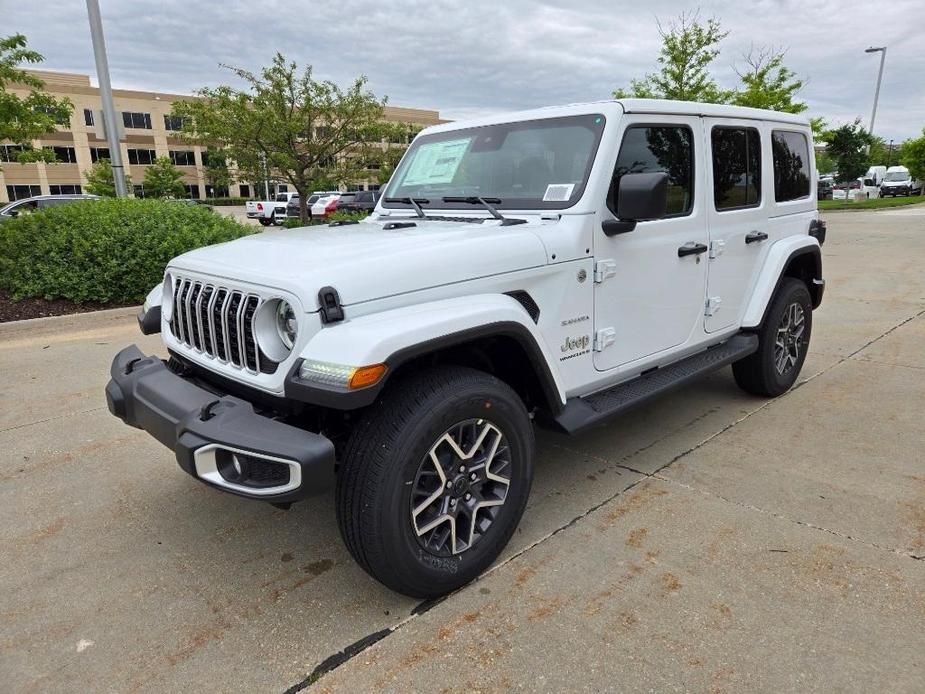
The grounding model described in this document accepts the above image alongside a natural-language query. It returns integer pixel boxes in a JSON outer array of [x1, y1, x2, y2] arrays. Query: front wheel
[[733, 278, 813, 397], [336, 367, 534, 598]]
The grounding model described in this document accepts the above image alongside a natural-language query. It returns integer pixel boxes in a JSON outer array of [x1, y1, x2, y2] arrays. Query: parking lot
[[2, 207, 924, 692]]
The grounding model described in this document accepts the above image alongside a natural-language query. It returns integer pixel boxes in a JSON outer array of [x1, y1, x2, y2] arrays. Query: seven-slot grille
[[169, 276, 266, 374]]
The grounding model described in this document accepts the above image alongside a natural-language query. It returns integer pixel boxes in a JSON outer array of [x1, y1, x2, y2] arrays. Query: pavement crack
[[0, 406, 107, 433], [283, 628, 393, 693]]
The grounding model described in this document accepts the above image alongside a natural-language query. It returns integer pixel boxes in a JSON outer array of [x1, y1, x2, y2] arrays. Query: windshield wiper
[[384, 197, 429, 218], [441, 196, 527, 226]]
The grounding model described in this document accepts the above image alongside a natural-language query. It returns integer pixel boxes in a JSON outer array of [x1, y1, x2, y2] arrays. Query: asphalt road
[[1, 208, 924, 692]]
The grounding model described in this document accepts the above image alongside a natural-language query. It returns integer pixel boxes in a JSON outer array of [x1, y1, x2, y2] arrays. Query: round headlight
[[162, 273, 174, 322], [276, 300, 297, 349]]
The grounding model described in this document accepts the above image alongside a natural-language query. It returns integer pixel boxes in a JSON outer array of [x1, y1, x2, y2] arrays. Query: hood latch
[[318, 286, 345, 324]]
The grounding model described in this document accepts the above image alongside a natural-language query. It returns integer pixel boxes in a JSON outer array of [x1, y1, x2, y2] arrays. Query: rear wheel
[[336, 367, 534, 598], [733, 278, 813, 397], [258, 218, 271, 227]]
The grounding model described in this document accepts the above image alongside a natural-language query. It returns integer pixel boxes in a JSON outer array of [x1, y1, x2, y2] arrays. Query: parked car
[[286, 191, 339, 222], [0, 194, 98, 222], [335, 190, 380, 213], [246, 192, 297, 226], [817, 177, 834, 200], [310, 193, 341, 219], [111, 99, 825, 598], [880, 166, 923, 197]]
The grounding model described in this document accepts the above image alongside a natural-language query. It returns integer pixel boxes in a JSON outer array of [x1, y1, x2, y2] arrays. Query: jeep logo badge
[[561, 335, 590, 353]]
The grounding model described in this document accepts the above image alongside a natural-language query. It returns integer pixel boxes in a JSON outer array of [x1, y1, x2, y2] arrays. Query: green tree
[[613, 12, 730, 103], [822, 120, 871, 199], [0, 34, 72, 165], [83, 158, 131, 197], [173, 53, 396, 222], [732, 46, 807, 113], [814, 149, 836, 176], [900, 129, 925, 196], [202, 147, 232, 197], [142, 157, 186, 198]]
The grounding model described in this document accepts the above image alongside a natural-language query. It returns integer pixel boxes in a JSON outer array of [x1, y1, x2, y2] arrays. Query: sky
[[4, 0, 924, 143]]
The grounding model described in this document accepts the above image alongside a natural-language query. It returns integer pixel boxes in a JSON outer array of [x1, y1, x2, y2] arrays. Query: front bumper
[[105, 345, 336, 502]]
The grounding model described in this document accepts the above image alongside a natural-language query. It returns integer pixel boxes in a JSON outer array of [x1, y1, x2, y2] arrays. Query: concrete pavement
[[1, 208, 923, 692]]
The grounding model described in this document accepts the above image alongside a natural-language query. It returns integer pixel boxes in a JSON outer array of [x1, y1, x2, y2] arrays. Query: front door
[[703, 119, 769, 332], [593, 116, 708, 371]]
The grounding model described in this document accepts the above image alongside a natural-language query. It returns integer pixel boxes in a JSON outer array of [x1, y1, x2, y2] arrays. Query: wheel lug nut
[[446, 481, 452, 489], [470, 473, 477, 481], [459, 465, 465, 473], [465, 493, 472, 501]]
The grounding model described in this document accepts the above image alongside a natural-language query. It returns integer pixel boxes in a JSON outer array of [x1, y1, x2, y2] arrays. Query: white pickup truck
[[109, 99, 825, 598], [245, 192, 298, 226]]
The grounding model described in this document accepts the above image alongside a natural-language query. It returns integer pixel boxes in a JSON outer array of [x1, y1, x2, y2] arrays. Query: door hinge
[[593, 259, 617, 283], [594, 327, 616, 352], [709, 240, 726, 259], [705, 297, 722, 317]]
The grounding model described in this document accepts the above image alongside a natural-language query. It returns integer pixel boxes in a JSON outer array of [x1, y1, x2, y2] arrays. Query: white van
[[881, 166, 923, 197]]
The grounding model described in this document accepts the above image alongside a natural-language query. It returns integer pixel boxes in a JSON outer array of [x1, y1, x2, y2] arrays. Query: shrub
[[200, 197, 249, 206], [281, 211, 368, 229], [0, 198, 254, 304]]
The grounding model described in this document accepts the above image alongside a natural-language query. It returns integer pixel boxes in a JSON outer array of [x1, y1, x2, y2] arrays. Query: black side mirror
[[602, 172, 669, 236]]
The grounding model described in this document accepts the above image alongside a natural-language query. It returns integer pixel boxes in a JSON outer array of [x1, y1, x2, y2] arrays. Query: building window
[[38, 106, 70, 126], [49, 184, 83, 195], [45, 146, 79, 164], [205, 185, 229, 198], [84, 109, 94, 127], [238, 184, 250, 198], [0, 144, 28, 162], [122, 111, 152, 129], [90, 147, 111, 163], [772, 130, 811, 202], [164, 115, 186, 131], [184, 184, 201, 199], [610, 125, 695, 217], [169, 150, 195, 166], [368, 184, 381, 191], [6, 184, 42, 201], [127, 149, 157, 165], [712, 127, 762, 210]]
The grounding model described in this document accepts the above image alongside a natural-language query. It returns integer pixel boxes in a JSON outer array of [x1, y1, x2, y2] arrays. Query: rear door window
[[711, 127, 762, 210], [771, 130, 811, 202]]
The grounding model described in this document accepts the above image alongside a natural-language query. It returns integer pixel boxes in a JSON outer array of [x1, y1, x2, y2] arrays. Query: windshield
[[383, 114, 606, 211], [884, 172, 908, 181]]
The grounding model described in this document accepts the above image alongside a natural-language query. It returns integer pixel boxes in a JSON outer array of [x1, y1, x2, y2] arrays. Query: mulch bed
[[0, 290, 133, 323]]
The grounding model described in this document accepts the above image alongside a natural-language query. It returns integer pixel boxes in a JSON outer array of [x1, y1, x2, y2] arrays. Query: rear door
[[703, 120, 768, 332], [592, 115, 708, 371]]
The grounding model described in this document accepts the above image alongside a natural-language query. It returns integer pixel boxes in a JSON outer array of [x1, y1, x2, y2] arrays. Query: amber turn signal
[[348, 363, 387, 389]]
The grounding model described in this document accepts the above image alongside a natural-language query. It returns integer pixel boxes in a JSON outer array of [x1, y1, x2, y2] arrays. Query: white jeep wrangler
[[107, 100, 825, 598]]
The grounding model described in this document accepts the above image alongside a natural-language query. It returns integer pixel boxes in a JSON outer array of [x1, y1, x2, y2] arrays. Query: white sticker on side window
[[543, 183, 575, 202]]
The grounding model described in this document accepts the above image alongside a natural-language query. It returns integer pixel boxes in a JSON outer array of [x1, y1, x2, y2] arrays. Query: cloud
[[5, 0, 924, 141]]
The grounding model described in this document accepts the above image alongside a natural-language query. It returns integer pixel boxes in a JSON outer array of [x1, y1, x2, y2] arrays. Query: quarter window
[[772, 130, 811, 202], [609, 125, 694, 217], [711, 127, 761, 210]]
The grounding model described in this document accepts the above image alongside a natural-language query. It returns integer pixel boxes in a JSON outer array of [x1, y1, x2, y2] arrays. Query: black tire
[[733, 278, 813, 397], [336, 366, 534, 598], [258, 218, 271, 227]]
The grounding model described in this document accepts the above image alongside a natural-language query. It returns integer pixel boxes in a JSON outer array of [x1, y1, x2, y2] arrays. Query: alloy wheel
[[774, 301, 805, 375], [410, 419, 511, 556]]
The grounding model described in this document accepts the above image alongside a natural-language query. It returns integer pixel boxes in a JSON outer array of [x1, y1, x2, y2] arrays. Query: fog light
[[298, 359, 387, 389]]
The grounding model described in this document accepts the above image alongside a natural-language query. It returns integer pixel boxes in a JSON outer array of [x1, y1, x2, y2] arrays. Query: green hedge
[[200, 197, 250, 206], [281, 211, 369, 228], [0, 198, 254, 304]]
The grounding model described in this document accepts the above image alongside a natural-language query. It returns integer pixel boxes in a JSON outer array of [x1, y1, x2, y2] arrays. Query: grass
[[819, 195, 925, 211]]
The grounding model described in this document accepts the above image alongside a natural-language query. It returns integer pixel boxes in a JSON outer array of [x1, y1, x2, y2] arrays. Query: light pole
[[85, 0, 127, 197], [865, 46, 887, 152]]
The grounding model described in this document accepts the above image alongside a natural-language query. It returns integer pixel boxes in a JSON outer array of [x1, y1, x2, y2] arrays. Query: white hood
[[169, 219, 549, 311]]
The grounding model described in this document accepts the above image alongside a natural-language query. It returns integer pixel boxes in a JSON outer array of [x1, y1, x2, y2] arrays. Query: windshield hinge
[[593, 259, 617, 283]]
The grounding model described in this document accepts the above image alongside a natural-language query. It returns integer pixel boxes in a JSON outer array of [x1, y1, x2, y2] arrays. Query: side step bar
[[552, 333, 759, 435]]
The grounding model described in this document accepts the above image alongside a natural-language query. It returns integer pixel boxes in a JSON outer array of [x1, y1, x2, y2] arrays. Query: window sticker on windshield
[[543, 183, 575, 202], [400, 138, 471, 187]]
